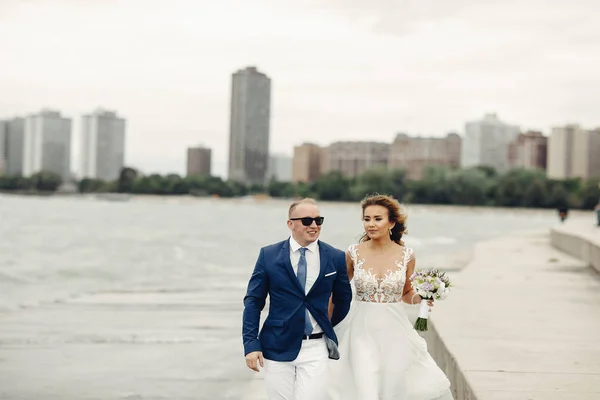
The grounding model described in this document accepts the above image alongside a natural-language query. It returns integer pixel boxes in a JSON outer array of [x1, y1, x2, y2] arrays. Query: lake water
[[0, 194, 562, 311]]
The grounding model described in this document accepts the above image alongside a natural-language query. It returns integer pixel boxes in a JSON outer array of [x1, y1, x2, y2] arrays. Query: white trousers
[[263, 338, 329, 400]]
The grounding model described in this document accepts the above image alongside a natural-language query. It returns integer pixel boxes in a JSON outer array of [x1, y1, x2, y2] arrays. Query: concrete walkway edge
[[550, 219, 600, 274]]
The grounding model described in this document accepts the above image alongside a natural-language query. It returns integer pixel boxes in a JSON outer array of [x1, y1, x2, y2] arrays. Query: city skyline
[[1, 0, 599, 178], [2, 107, 598, 181]]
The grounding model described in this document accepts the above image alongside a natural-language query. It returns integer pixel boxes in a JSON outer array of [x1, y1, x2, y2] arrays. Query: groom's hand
[[245, 351, 264, 372]]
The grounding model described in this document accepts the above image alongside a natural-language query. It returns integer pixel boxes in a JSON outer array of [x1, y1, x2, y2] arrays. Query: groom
[[242, 198, 352, 400]]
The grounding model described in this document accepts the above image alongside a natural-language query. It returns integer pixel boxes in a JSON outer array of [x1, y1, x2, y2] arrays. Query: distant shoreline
[[1, 190, 592, 217]]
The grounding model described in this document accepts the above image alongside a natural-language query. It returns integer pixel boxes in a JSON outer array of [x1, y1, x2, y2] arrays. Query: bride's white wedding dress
[[327, 244, 453, 400]]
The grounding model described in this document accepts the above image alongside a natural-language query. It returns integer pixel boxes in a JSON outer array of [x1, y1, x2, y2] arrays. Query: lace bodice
[[348, 243, 413, 303]]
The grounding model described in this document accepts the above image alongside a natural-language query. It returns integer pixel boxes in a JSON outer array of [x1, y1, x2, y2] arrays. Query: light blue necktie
[[297, 248, 313, 336]]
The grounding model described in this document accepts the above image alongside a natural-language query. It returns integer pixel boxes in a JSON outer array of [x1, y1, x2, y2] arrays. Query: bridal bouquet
[[410, 269, 452, 331]]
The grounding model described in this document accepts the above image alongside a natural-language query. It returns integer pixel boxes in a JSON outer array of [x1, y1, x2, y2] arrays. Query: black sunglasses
[[290, 216, 325, 226]]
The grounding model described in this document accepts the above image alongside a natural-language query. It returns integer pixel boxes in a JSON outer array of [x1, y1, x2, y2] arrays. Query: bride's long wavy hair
[[359, 194, 408, 246]]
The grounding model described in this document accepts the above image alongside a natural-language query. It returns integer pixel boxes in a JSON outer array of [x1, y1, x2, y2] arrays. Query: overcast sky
[[1, 0, 599, 177]]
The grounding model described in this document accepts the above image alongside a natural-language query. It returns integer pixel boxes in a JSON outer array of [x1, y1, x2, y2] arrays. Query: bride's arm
[[345, 250, 354, 282], [402, 252, 434, 306], [401, 252, 421, 304], [328, 251, 354, 319]]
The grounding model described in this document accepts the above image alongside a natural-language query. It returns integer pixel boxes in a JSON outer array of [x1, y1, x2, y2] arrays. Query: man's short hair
[[288, 198, 318, 218]]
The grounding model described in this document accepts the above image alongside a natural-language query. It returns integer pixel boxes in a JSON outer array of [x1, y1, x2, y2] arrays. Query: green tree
[[292, 182, 315, 198], [416, 166, 452, 204], [78, 178, 108, 193], [227, 180, 248, 197], [578, 178, 600, 209], [388, 168, 408, 201], [267, 179, 295, 198], [494, 168, 546, 207], [522, 179, 547, 208], [199, 176, 240, 197], [404, 180, 429, 204], [170, 176, 190, 195], [185, 175, 209, 196], [351, 166, 396, 200], [31, 171, 62, 192], [475, 165, 498, 179], [117, 167, 138, 193], [496, 177, 522, 207], [446, 168, 488, 205], [313, 171, 351, 201], [562, 178, 582, 193], [131, 174, 164, 194], [547, 183, 569, 208], [0, 175, 34, 191], [248, 183, 266, 194], [151, 174, 189, 195]]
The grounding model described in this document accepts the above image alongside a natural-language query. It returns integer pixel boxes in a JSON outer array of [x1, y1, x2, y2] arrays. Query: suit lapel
[[307, 240, 329, 296], [279, 239, 305, 294]]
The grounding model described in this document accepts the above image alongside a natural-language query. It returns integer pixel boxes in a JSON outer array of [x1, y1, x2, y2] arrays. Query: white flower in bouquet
[[409, 269, 452, 331]]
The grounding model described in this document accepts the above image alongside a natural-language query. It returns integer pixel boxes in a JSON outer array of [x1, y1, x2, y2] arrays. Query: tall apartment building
[[0, 121, 5, 174], [19, 110, 72, 180], [547, 125, 600, 180], [80, 109, 126, 181], [461, 113, 520, 173], [186, 146, 212, 176], [590, 128, 600, 180], [323, 141, 389, 178], [228, 66, 271, 186], [292, 143, 324, 183], [267, 154, 292, 182], [388, 133, 461, 180], [508, 131, 547, 170], [3, 117, 25, 176]]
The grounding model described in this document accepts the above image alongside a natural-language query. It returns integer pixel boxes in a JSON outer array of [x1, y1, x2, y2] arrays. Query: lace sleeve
[[403, 247, 414, 266], [346, 244, 358, 264]]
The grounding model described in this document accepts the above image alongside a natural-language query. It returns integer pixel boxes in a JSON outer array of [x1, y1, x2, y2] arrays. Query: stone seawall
[[550, 218, 600, 274]]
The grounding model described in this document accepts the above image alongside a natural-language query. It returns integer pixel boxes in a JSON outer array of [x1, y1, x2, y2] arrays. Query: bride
[[328, 194, 453, 399]]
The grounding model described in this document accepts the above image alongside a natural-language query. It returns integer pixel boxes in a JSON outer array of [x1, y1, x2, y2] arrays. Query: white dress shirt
[[289, 236, 322, 334]]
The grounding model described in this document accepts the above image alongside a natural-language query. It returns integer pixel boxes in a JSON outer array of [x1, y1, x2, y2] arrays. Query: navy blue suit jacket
[[242, 239, 352, 361]]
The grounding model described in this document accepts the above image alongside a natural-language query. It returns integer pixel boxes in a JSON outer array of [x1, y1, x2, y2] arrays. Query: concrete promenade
[[428, 222, 600, 399]]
